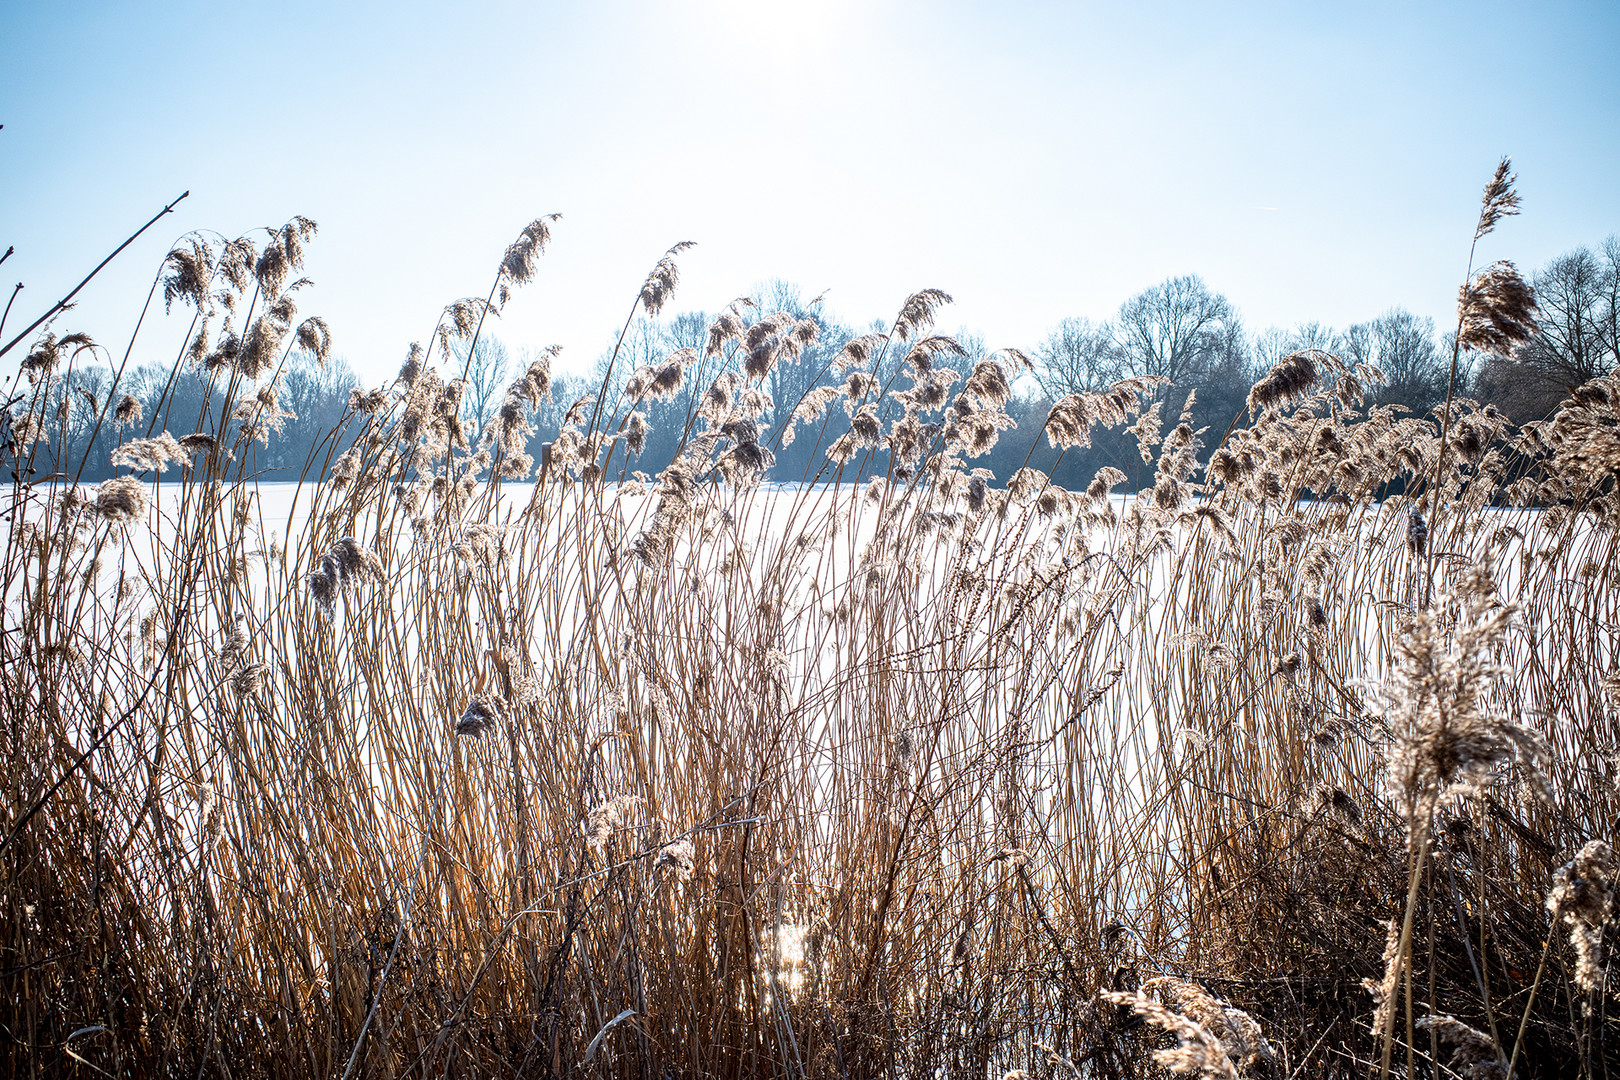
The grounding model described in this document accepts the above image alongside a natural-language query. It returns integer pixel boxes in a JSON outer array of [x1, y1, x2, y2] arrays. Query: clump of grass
[[3, 163, 1620, 1079]]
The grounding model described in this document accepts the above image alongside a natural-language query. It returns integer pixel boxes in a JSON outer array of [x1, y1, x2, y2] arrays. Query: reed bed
[[4, 164, 1619, 1078]]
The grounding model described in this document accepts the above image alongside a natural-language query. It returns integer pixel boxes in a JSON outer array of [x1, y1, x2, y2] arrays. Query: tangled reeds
[[2, 163, 1618, 1078]]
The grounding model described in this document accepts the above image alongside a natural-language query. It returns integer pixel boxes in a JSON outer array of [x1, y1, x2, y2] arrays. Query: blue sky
[[2, 0, 1617, 383]]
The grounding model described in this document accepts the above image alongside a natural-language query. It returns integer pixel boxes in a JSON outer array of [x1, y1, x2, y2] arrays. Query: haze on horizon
[[2, 0, 1617, 383]]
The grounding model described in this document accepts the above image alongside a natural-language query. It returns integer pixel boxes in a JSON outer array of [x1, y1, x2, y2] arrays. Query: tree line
[[15, 236, 1617, 487]]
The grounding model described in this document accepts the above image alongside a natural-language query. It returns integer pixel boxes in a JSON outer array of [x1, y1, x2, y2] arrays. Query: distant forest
[[14, 237, 1618, 490]]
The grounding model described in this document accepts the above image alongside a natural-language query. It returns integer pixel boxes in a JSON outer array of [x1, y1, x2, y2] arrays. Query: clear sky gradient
[[3, 0, 1617, 383]]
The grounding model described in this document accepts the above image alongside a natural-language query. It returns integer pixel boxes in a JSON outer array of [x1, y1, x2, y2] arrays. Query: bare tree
[[1275, 321, 1348, 409], [451, 335, 512, 440], [530, 371, 591, 437], [1253, 321, 1343, 371], [26, 365, 115, 476], [1113, 275, 1240, 385], [666, 310, 709, 354], [270, 352, 361, 473], [1343, 309, 1446, 413], [948, 327, 988, 373], [1518, 240, 1619, 391], [758, 281, 821, 425], [1601, 235, 1620, 367], [745, 280, 853, 444], [1032, 276, 1241, 398], [1032, 316, 1118, 396], [1290, 320, 1344, 354], [1473, 239, 1620, 422]]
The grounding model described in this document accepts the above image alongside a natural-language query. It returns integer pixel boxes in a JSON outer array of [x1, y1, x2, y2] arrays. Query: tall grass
[[3, 164, 1619, 1078]]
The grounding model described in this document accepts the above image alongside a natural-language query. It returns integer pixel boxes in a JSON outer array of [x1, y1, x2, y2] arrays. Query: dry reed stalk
[[6, 167, 1620, 1078]]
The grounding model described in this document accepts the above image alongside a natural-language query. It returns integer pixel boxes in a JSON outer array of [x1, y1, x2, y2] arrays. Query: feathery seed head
[[237, 315, 287, 379], [651, 351, 689, 399], [849, 404, 882, 447], [1099, 986, 1241, 1079], [625, 411, 649, 455], [1415, 1015, 1505, 1080], [456, 697, 501, 738], [1475, 156, 1521, 242], [640, 241, 695, 316], [964, 358, 1011, 409], [398, 343, 425, 386], [655, 837, 696, 880], [901, 334, 966, 375], [500, 215, 560, 287], [94, 477, 149, 523], [161, 237, 215, 313], [295, 317, 332, 364], [8, 411, 46, 448], [112, 433, 192, 476], [706, 310, 746, 357], [966, 474, 988, 512], [231, 662, 269, 696], [834, 334, 881, 372], [1457, 261, 1537, 358], [1129, 401, 1165, 463], [21, 333, 66, 382], [218, 236, 256, 295], [1316, 783, 1362, 823], [1248, 350, 1321, 417], [1548, 840, 1617, 995], [1380, 586, 1551, 833], [892, 288, 952, 342], [113, 394, 142, 427], [254, 240, 290, 298], [1407, 506, 1428, 557], [842, 370, 877, 406], [584, 794, 645, 850], [305, 537, 385, 620]]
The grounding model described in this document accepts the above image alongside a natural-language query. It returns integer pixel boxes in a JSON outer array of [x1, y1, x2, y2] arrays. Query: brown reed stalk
[[6, 185, 1619, 1078]]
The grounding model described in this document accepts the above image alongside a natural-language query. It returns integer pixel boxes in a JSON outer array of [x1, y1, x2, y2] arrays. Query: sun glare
[[698, 0, 856, 60]]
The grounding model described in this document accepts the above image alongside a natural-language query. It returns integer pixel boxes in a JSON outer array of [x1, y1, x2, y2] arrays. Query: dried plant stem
[[1379, 832, 1431, 1080], [0, 190, 188, 359], [0, 281, 21, 342], [1507, 935, 1552, 1078], [1439, 852, 1504, 1056]]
